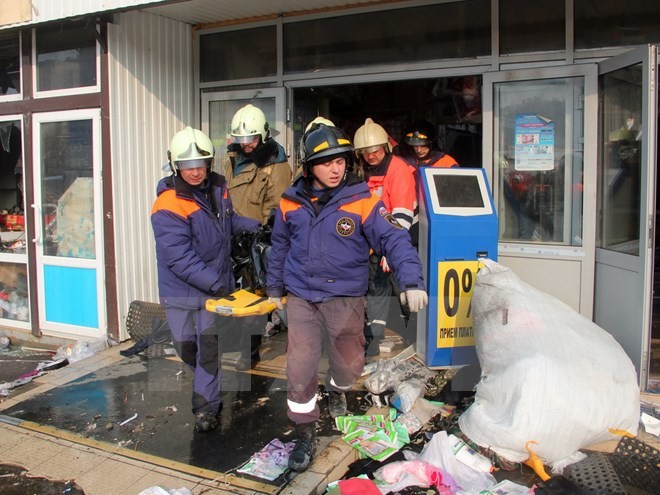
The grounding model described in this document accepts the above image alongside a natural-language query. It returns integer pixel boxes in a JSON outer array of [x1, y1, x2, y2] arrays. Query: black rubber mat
[[1, 356, 364, 488]]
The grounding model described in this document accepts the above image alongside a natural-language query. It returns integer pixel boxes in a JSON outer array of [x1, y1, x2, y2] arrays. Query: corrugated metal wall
[[1, 1, 172, 30], [108, 10, 193, 340]]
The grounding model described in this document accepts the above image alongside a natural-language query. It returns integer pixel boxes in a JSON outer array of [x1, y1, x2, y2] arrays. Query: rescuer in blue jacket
[[151, 126, 259, 432], [266, 123, 428, 471]]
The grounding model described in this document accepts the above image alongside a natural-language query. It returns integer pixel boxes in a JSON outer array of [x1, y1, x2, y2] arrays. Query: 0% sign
[[435, 260, 482, 348]]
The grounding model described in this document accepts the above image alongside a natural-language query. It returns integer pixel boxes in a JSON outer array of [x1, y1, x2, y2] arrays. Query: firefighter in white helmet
[[151, 127, 259, 432], [353, 118, 419, 356], [226, 104, 292, 370]]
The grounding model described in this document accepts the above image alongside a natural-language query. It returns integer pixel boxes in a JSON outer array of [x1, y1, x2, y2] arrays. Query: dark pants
[[286, 295, 366, 424], [238, 315, 264, 360], [166, 307, 221, 415]]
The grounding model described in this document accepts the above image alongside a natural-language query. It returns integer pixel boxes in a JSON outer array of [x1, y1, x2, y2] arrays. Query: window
[[200, 26, 277, 82], [597, 64, 643, 254], [500, 0, 565, 55], [494, 77, 584, 245], [283, 1, 490, 74], [0, 32, 20, 97], [575, 0, 660, 50], [35, 21, 98, 93]]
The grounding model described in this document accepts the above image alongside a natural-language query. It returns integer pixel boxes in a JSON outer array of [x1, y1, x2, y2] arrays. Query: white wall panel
[[1, 1, 172, 29], [108, 10, 193, 340]]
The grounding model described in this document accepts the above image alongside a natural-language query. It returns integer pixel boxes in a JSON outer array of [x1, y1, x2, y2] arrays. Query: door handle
[[31, 204, 41, 244]]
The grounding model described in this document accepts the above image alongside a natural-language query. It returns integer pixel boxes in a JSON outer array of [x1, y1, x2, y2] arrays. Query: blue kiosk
[[416, 167, 498, 368]]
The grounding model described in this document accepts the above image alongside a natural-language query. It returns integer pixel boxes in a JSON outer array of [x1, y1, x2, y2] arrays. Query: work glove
[[400, 289, 428, 313], [268, 297, 284, 311], [380, 256, 391, 273]]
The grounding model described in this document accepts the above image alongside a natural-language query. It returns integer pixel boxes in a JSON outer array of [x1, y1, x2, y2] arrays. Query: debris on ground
[[328, 260, 657, 494], [0, 463, 85, 495], [138, 486, 193, 495], [237, 438, 296, 480], [53, 337, 110, 364]]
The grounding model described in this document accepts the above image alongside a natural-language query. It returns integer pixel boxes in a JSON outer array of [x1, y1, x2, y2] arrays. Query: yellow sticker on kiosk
[[436, 260, 482, 348]]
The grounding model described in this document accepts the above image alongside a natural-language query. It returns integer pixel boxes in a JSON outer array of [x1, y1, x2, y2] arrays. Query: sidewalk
[[0, 340, 360, 495]]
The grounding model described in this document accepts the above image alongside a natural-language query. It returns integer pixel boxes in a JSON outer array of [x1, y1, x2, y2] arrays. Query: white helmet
[[230, 104, 269, 143], [167, 126, 214, 172], [353, 118, 391, 153], [304, 116, 335, 133]]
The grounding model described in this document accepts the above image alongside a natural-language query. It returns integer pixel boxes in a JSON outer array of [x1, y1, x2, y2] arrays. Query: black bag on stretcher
[[206, 215, 286, 317]]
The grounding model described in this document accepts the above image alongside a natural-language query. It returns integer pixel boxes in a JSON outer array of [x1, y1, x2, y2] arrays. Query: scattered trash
[[374, 459, 458, 494], [336, 410, 409, 462], [641, 412, 660, 436], [325, 476, 381, 494], [0, 370, 45, 396], [361, 362, 378, 376], [364, 356, 434, 395], [237, 438, 295, 480], [138, 487, 193, 495], [0, 335, 9, 349], [36, 357, 69, 372], [119, 412, 138, 426], [53, 337, 109, 364], [448, 433, 493, 473], [390, 378, 427, 413], [478, 479, 531, 494]]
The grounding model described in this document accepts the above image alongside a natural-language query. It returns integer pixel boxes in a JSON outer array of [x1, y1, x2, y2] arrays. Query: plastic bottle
[[447, 433, 493, 472]]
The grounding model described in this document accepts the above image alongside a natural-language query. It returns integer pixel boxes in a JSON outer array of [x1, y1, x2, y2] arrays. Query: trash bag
[[458, 259, 640, 464]]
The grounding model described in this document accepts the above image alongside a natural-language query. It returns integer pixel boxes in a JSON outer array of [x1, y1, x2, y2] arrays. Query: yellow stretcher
[[206, 289, 285, 317]]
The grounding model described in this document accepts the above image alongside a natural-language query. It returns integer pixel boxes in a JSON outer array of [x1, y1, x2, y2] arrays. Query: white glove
[[268, 297, 284, 310], [400, 289, 428, 312], [380, 256, 391, 273]]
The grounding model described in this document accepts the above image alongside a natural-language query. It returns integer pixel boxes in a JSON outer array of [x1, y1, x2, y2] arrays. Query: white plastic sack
[[458, 259, 640, 464]]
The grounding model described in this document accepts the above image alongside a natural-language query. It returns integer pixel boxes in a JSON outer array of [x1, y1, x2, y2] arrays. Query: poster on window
[[514, 114, 555, 171]]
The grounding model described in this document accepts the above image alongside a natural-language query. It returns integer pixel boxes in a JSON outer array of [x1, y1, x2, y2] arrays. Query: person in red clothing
[[353, 118, 419, 355], [403, 120, 459, 168]]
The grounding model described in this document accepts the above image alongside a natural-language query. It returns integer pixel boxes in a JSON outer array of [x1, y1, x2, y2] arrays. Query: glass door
[[0, 115, 29, 328], [483, 65, 597, 316], [200, 88, 287, 171], [32, 109, 106, 336], [594, 45, 658, 389]]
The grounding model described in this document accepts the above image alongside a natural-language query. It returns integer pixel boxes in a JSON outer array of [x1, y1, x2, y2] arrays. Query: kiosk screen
[[425, 168, 493, 216], [433, 174, 485, 208]]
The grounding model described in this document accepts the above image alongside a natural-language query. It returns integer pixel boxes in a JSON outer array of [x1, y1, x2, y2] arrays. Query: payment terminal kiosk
[[416, 167, 498, 369]]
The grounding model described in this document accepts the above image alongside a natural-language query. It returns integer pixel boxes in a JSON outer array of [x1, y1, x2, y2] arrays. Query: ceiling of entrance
[[144, 0, 398, 26]]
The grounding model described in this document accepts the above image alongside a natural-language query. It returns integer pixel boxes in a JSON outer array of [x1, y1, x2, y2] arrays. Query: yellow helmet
[[353, 118, 391, 153]]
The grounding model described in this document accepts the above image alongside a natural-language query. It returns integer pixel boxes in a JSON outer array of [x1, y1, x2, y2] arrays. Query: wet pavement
[[1, 356, 363, 483]]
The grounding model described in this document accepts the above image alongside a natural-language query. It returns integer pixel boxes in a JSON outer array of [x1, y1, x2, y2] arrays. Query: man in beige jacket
[[225, 104, 292, 369]]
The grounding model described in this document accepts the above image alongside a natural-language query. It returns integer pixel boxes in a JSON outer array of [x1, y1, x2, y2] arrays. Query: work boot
[[328, 391, 347, 418], [194, 412, 218, 432], [365, 337, 381, 357], [288, 422, 317, 472]]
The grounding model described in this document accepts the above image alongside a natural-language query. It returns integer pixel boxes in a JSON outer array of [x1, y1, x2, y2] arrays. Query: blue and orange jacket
[[267, 174, 425, 303], [407, 149, 459, 169], [363, 154, 418, 232], [151, 172, 259, 309]]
